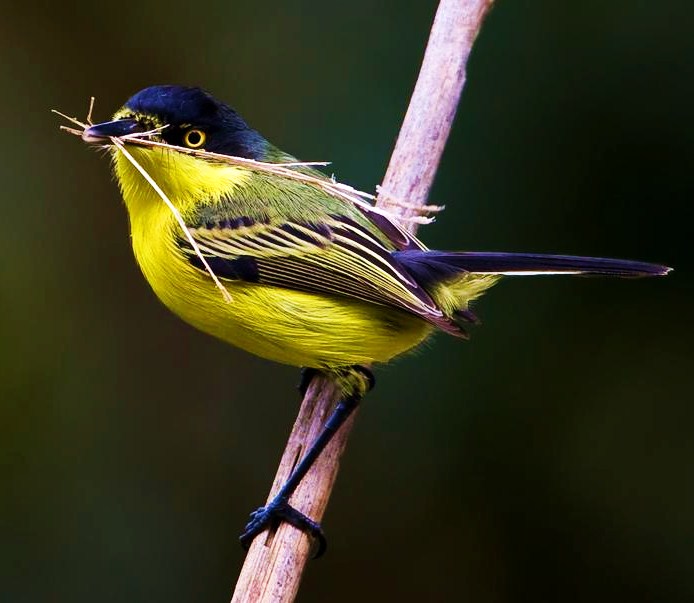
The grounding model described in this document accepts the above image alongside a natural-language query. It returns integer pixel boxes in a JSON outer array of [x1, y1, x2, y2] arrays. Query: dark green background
[[2, 1, 692, 601]]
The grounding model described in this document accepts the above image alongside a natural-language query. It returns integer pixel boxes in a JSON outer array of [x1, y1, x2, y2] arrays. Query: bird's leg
[[240, 366, 374, 557]]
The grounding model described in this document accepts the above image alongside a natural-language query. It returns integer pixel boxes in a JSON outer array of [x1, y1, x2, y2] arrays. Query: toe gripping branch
[[240, 366, 375, 558]]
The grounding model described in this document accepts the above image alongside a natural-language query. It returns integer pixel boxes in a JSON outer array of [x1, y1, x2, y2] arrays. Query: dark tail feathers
[[395, 250, 671, 285]]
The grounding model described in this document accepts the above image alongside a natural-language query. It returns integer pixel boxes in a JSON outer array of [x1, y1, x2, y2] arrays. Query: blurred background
[[1, 1, 692, 601]]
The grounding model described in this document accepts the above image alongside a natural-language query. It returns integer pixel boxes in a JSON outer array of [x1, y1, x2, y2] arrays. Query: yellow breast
[[112, 147, 433, 368]]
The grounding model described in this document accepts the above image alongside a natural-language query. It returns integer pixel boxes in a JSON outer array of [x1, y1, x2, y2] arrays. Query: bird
[[80, 85, 670, 555]]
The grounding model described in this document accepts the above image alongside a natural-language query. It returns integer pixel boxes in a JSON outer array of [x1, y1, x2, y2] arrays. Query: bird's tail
[[395, 250, 671, 279], [395, 250, 671, 327]]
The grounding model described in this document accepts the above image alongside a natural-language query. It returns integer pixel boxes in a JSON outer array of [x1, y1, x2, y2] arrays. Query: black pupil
[[187, 130, 202, 145]]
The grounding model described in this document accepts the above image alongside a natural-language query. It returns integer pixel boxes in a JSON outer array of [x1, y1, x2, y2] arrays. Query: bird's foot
[[239, 496, 327, 558]]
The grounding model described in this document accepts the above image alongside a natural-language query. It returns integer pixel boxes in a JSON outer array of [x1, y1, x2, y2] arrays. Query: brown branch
[[378, 0, 494, 229], [231, 1, 494, 601]]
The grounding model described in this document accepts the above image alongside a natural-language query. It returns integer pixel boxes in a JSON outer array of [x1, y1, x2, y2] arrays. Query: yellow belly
[[115, 147, 432, 368], [130, 213, 432, 369]]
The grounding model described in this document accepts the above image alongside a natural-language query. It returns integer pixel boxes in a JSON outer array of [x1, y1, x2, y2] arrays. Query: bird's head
[[83, 85, 270, 214], [83, 85, 267, 158]]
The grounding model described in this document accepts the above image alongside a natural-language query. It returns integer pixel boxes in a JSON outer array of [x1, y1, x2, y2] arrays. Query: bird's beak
[[82, 118, 145, 144]]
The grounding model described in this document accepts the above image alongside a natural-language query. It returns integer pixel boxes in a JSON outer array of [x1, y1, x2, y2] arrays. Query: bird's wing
[[183, 213, 457, 330]]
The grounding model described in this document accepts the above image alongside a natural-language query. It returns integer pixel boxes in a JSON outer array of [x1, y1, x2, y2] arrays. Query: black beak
[[82, 118, 145, 144]]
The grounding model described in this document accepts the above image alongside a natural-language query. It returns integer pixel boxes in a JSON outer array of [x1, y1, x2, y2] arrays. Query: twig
[[378, 0, 494, 224], [53, 106, 232, 301], [57, 118, 436, 232], [231, 1, 495, 602]]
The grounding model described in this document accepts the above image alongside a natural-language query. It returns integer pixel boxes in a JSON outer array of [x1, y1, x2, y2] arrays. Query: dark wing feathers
[[183, 214, 462, 333]]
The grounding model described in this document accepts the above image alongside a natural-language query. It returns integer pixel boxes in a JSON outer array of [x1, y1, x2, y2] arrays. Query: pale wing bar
[[184, 216, 463, 331]]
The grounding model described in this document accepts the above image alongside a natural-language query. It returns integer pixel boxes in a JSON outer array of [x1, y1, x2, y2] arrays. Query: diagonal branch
[[231, 1, 495, 601], [378, 0, 494, 228]]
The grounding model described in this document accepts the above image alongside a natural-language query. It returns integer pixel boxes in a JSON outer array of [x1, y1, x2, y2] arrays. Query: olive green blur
[[1, 1, 692, 602]]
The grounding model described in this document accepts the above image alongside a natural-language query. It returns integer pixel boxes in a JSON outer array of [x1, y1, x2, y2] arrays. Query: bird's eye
[[183, 128, 206, 148]]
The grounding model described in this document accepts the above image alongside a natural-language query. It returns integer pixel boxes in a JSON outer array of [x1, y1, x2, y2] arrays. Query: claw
[[240, 497, 327, 558]]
